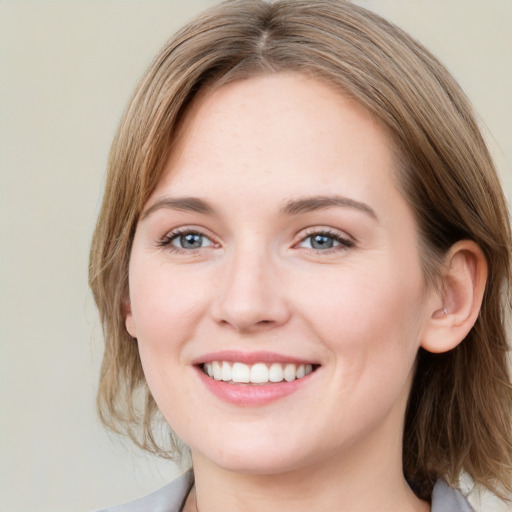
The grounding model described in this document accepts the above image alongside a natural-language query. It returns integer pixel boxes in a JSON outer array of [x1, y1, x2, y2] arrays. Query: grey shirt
[[99, 471, 474, 512]]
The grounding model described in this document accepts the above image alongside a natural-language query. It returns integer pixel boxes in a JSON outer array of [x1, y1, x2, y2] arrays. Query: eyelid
[[297, 226, 354, 242], [156, 225, 220, 252], [294, 227, 355, 252]]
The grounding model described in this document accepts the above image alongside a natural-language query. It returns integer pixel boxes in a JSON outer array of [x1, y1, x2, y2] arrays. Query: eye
[[297, 231, 354, 251], [159, 230, 215, 251]]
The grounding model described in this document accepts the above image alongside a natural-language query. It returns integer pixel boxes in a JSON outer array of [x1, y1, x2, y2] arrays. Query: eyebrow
[[140, 194, 377, 221], [140, 196, 215, 220], [281, 195, 377, 220]]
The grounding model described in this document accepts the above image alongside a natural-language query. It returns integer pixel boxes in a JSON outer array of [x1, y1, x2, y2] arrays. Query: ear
[[124, 298, 137, 339], [421, 240, 488, 354]]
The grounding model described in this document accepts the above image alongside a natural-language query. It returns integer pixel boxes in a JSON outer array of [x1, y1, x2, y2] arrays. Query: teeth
[[249, 363, 267, 383], [212, 361, 222, 380], [268, 363, 283, 382], [283, 363, 296, 382], [202, 361, 315, 384], [221, 361, 231, 381], [231, 362, 250, 383]]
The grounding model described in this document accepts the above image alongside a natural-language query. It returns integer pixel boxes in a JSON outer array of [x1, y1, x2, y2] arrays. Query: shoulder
[[97, 470, 194, 512], [432, 477, 511, 512], [457, 473, 511, 512], [432, 479, 474, 512]]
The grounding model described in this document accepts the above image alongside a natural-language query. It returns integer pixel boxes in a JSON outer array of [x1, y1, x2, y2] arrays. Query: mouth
[[200, 361, 319, 384], [193, 351, 321, 405]]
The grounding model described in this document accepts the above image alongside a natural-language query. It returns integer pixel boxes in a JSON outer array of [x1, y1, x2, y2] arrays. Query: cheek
[[302, 264, 425, 406], [129, 263, 204, 422], [296, 261, 425, 342], [128, 259, 209, 349], [290, 258, 427, 399]]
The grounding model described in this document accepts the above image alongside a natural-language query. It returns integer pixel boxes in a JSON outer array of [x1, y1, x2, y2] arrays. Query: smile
[[202, 361, 316, 384], [194, 352, 321, 406]]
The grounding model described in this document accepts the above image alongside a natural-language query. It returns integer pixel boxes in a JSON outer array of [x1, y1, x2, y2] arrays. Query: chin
[[190, 435, 319, 476]]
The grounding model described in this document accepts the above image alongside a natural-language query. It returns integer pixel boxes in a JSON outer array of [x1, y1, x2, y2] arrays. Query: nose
[[210, 246, 291, 333]]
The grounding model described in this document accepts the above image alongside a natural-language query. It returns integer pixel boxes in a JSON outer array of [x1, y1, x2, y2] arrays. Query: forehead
[[154, 72, 400, 205]]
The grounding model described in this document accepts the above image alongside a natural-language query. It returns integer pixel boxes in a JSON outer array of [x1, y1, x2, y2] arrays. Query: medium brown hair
[[89, 0, 512, 500]]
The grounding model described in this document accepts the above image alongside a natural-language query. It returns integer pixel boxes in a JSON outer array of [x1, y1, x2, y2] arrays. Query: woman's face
[[126, 73, 437, 474]]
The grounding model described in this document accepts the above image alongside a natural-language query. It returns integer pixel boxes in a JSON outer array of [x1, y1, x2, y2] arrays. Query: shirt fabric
[[98, 470, 475, 512]]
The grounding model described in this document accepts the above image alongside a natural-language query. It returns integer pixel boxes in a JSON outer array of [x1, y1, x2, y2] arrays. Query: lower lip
[[195, 366, 317, 406]]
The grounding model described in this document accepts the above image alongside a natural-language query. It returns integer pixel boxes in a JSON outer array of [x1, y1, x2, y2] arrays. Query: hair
[[89, 0, 512, 501]]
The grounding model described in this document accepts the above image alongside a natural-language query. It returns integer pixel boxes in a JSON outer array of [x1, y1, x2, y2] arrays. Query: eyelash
[[297, 229, 354, 254], [157, 228, 354, 254], [157, 228, 216, 254]]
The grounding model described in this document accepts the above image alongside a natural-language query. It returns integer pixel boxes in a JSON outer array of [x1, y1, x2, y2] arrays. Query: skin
[[125, 72, 438, 511]]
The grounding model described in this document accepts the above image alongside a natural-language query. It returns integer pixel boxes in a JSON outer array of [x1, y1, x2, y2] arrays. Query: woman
[[89, 1, 512, 510]]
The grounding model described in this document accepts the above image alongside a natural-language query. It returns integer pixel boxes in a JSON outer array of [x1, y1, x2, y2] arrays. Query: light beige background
[[0, 1, 510, 511]]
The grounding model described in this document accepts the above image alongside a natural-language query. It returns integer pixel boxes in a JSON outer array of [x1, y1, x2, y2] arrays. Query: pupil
[[181, 233, 202, 248], [312, 234, 333, 249]]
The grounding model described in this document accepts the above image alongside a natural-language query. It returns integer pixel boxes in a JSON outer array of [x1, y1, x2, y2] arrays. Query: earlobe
[[125, 300, 137, 339], [421, 240, 487, 354]]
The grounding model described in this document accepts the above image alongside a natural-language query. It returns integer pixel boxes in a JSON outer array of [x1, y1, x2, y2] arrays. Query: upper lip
[[191, 350, 320, 366]]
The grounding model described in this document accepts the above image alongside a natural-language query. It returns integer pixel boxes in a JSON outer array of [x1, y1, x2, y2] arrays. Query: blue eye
[[161, 231, 214, 250], [299, 232, 353, 251], [308, 234, 338, 249]]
